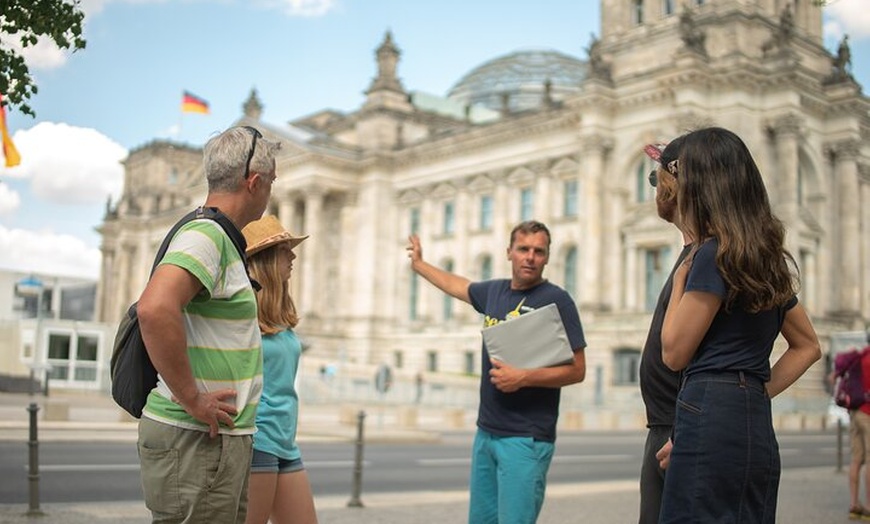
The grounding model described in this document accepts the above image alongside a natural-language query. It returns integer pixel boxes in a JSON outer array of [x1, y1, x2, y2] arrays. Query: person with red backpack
[[836, 333, 870, 521]]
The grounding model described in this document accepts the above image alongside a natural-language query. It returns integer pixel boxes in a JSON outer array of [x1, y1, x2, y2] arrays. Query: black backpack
[[110, 207, 247, 418]]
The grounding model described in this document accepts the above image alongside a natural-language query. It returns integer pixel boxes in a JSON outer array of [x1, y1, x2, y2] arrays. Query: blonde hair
[[247, 243, 299, 334]]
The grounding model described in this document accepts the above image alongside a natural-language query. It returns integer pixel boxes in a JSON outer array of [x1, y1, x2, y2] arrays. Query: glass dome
[[446, 49, 588, 114]]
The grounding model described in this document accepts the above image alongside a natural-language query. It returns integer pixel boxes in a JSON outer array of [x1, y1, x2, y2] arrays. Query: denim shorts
[[250, 449, 304, 474]]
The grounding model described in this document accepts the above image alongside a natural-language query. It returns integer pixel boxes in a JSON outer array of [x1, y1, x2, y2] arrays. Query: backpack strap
[[148, 206, 259, 290], [148, 209, 202, 276]]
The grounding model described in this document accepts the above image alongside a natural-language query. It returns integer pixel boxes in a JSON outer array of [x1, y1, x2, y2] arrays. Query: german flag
[[182, 91, 209, 114], [0, 93, 20, 168]]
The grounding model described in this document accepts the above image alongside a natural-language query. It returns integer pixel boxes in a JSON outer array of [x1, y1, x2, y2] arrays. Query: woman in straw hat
[[242, 215, 317, 524]]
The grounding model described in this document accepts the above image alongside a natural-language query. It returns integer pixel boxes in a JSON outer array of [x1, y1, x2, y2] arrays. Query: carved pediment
[[506, 166, 535, 185], [431, 182, 458, 199], [551, 157, 579, 176], [396, 188, 424, 205], [468, 174, 495, 192]]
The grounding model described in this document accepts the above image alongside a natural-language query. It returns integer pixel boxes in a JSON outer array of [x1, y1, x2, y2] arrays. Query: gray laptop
[[481, 303, 574, 369]]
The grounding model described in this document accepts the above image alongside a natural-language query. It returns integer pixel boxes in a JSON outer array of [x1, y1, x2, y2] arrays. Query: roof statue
[[367, 30, 405, 94], [762, 3, 795, 56], [243, 88, 263, 120], [678, 6, 707, 57], [824, 34, 855, 85], [585, 33, 612, 82]]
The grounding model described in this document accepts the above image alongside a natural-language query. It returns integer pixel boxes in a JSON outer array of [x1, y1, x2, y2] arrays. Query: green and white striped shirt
[[142, 219, 263, 435]]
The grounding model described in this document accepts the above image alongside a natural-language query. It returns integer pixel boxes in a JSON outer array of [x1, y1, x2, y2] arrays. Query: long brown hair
[[676, 127, 798, 312], [247, 243, 299, 335]]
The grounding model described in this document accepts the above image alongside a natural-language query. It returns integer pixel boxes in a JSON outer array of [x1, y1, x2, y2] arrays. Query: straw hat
[[242, 215, 308, 256]]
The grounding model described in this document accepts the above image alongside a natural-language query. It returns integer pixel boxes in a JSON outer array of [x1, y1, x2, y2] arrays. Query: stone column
[[137, 235, 152, 293], [116, 244, 132, 314], [492, 170, 510, 277], [831, 140, 862, 315], [580, 136, 612, 311], [770, 114, 802, 214], [455, 179, 470, 273], [300, 186, 324, 318], [531, 160, 553, 226], [623, 238, 638, 311], [96, 248, 114, 323], [278, 198, 304, 313], [415, 190, 435, 321], [863, 171, 870, 319]]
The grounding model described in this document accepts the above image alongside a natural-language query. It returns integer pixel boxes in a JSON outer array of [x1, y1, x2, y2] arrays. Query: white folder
[[481, 303, 574, 369]]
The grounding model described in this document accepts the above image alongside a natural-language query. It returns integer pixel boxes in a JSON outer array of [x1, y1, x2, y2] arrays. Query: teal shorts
[[468, 428, 555, 524]]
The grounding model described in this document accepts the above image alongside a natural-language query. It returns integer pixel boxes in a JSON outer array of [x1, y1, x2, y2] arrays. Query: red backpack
[[834, 347, 870, 410]]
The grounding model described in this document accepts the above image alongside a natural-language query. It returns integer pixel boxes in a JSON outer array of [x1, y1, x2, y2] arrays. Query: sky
[[0, 0, 868, 280]]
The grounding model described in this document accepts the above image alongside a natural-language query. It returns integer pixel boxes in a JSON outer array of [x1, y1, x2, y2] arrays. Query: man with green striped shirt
[[136, 126, 279, 524]]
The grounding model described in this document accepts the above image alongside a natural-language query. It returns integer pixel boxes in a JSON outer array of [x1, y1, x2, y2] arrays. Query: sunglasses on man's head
[[648, 159, 679, 188], [242, 126, 263, 179]]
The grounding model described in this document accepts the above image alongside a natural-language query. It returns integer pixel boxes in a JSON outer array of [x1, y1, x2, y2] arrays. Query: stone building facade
[[97, 0, 869, 415]]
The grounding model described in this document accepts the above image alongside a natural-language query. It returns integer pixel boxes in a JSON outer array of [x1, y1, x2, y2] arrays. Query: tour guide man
[[407, 219, 586, 524]]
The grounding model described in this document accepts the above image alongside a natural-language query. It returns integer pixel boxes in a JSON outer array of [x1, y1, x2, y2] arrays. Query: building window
[[17, 288, 52, 320], [520, 188, 534, 221], [409, 272, 419, 320], [443, 259, 454, 321], [564, 247, 578, 299], [47, 332, 71, 380], [45, 330, 100, 384], [410, 207, 420, 235], [644, 246, 671, 311], [393, 350, 404, 369], [633, 0, 644, 25], [427, 351, 438, 372], [613, 347, 641, 385], [464, 351, 476, 375], [563, 180, 578, 217], [480, 255, 493, 281], [443, 201, 455, 235], [636, 159, 656, 203], [480, 195, 493, 230], [664, 0, 675, 15]]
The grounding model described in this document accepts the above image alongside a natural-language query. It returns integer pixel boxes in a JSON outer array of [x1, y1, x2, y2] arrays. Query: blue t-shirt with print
[[468, 279, 586, 442], [684, 238, 798, 381]]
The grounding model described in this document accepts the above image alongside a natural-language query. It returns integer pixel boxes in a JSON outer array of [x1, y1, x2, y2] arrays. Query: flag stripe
[[0, 93, 20, 167], [182, 91, 209, 114]]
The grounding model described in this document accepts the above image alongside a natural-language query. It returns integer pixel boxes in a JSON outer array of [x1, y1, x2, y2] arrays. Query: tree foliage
[[0, 0, 86, 117]]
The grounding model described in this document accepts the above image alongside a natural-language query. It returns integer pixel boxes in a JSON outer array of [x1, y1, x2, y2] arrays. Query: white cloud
[[0, 122, 126, 206], [0, 226, 101, 279], [0, 184, 21, 214], [11, 39, 70, 70], [825, 0, 870, 39], [257, 0, 337, 17]]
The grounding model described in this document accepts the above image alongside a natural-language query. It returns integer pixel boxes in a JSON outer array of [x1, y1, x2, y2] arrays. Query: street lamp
[[15, 275, 49, 396]]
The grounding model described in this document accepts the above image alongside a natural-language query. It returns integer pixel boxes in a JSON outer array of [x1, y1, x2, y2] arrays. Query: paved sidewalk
[[0, 391, 853, 523], [0, 467, 848, 523]]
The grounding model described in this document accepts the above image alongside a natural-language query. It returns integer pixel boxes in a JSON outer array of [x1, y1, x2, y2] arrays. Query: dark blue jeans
[[639, 425, 672, 524], [659, 371, 780, 524]]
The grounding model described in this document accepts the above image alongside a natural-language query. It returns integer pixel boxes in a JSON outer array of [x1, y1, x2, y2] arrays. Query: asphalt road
[[0, 430, 845, 505]]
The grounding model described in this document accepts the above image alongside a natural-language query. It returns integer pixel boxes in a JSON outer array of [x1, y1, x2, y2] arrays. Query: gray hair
[[203, 126, 281, 193]]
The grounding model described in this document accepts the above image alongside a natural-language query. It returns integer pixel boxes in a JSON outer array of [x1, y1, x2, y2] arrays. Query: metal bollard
[[347, 410, 366, 508], [27, 402, 44, 516], [837, 417, 844, 473]]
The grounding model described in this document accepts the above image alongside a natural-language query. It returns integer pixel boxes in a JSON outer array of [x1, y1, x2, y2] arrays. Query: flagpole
[[178, 91, 184, 141]]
